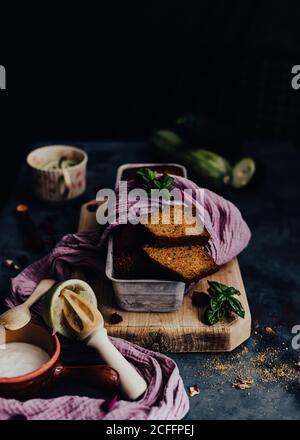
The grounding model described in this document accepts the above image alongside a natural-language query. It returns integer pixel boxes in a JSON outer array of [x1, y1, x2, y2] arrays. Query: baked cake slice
[[141, 205, 210, 247], [143, 243, 219, 282]]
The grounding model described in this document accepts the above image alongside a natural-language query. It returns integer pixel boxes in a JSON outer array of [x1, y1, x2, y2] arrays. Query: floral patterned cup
[[27, 145, 88, 202]]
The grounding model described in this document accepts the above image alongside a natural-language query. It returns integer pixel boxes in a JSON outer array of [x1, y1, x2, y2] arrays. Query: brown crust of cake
[[141, 205, 211, 248], [142, 244, 219, 283], [146, 231, 210, 247]]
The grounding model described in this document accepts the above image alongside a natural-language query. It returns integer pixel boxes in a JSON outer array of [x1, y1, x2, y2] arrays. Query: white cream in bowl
[[0, 342, 50, 378]]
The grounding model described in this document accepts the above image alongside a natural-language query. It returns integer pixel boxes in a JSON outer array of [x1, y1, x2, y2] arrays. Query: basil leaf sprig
[[205, 281, 245, 325], [136, 168, 174, 195]]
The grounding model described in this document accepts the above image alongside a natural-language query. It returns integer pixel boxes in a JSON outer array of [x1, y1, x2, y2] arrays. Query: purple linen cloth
[[0, 336, 188, 420], [1, 176, 251, 419], [99, 175, 251, 266]]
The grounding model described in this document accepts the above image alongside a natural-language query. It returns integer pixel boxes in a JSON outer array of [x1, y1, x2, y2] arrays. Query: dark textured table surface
[[0, 141, 299, 420]]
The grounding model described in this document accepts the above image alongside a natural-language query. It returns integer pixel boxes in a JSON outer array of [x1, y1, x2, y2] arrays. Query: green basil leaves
[[205, 281, 245, 325], [136, 168, 174, 195]]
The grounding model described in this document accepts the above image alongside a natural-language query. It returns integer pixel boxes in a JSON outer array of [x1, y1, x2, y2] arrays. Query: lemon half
[[42, 279, 97, 337]]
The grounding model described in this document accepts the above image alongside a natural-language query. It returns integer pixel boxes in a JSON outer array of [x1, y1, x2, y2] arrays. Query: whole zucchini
[[186, 149, 232, 186], [151, 129, 184, 158], [152, 130, 233, 188]]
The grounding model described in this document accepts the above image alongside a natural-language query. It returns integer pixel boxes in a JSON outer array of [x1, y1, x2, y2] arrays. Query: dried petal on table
[[265, 326, 276, 335], [189, 384, 200, 397], [3, 259, 20, 271], [109, 313, 123, 325], [3, 259, 14, 267], [191, 291, 210, 307], [232, 377, 254, 390]]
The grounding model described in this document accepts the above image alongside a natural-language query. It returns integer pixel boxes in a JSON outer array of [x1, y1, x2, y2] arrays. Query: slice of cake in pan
[[141, 205, 210, 247], [143, 243, 219, 282]]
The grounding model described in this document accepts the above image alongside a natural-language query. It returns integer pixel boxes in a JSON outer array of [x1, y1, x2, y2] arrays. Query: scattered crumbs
[[232, 377, 254, 390], [196, 324, 300, 393], [210, 356, 232, 373], [251, 347, 296, 382], [109, 312, 123, 325], [189, 384, 200, 397]]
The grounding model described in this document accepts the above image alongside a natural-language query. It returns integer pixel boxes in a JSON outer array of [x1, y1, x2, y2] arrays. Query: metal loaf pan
[[105, 163, 187, 312]]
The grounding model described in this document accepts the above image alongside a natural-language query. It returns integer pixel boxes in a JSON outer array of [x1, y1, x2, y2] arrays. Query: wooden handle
[[54, 362, 119, 391], [24, 279, 56, 308], [87, 327, 147, 401]]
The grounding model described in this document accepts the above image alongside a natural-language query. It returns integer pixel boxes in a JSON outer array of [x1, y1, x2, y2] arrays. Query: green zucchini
[[187, 149, 232, 186], [151, 129, 184, 157]]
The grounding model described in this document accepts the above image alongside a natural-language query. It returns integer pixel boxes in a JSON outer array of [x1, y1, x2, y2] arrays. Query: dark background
[[1, 1, 300, 200], [1, 2, 300, 422]]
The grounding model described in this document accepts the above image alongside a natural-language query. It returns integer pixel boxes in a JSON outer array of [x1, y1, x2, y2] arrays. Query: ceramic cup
[[27, 145, 88, 202], [0, 322, 119, 400]]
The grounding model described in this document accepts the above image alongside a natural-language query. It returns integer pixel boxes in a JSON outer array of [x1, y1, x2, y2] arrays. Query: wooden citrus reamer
[[61, 289, 147, 401]]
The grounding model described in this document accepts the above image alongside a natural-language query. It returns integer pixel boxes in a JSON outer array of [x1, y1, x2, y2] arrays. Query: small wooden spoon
[[0, 279, 56, 330], [62, 289, 148, 401]]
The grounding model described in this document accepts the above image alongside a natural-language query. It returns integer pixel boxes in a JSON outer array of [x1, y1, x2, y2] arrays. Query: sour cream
[[0, 342, 50, 378]]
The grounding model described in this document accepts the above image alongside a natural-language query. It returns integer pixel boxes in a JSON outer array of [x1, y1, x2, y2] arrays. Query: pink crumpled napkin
[[2, 176, 250, 420], [0, 336, 189, 420], [2, 230, 189, 420]]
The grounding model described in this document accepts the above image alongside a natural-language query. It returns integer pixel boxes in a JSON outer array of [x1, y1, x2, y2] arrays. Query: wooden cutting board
[[78, 200, 251, 352]]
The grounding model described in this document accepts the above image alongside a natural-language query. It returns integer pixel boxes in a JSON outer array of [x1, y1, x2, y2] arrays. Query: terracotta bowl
[[0, 322, 119, 401], [0, 322, 60, 400]]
